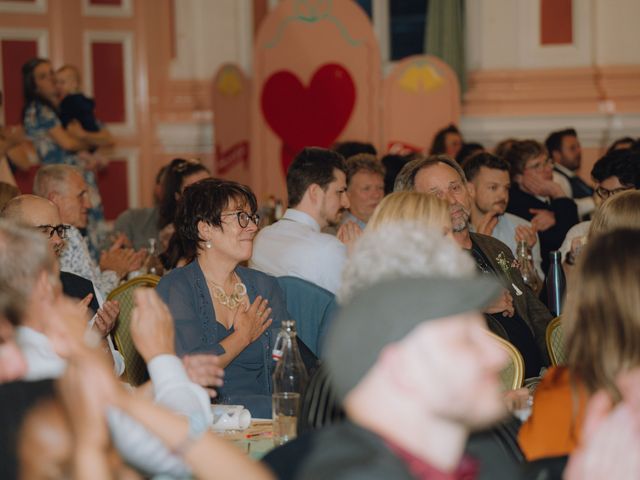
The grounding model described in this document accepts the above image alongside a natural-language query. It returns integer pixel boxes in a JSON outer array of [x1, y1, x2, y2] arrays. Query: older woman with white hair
[[338, 190, 462, 305], [291, 192, 527, 439]]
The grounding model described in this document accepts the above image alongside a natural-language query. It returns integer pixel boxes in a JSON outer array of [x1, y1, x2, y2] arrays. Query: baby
[[56, 65, 101, 134]]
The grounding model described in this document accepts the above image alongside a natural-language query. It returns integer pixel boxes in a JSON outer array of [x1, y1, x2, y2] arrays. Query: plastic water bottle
[[272, 320, 308, 446], [546, 251, 565, 316]]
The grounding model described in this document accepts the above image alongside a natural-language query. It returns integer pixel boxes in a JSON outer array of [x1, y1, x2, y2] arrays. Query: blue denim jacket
[[157, 261, 287, 417]]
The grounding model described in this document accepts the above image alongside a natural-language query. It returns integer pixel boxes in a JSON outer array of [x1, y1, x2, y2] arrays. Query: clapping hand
[[529, 209, 556, 232], [100, 242, 147, 279], [477, 210, 500, 236], [130, 288, 175, 362], [484, 290, 515, 318], [92, 300, 119, 338], [183, 354, 225, 398], [234, 296, 272, 345], [515, 225, 537, 248], [337, 221, 363, 254]]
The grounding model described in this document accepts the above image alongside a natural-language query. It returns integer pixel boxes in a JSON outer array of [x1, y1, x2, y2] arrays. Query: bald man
[[2, 195, 98, 311], [1, 195, 122, 374]]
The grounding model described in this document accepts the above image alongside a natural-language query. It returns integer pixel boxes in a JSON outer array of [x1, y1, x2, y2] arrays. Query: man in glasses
[[1, 194, 123, 374], [504, 140, 579, 273], [559, 149, 640, 261]]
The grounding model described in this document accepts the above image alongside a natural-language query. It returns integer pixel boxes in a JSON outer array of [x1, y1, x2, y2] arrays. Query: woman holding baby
[[21, 57, 114, 256]]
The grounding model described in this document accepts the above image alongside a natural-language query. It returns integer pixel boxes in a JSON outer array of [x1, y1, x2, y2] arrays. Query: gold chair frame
[[107, 274, 161, 386], [485, 330, 525, 390], [545, 316, 564, 367]]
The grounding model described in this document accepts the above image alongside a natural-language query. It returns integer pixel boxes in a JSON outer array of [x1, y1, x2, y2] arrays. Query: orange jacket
[[518, 366, 589, 461]]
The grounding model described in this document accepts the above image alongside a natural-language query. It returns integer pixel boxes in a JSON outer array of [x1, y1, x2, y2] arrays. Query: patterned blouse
[[23, 100, 79, 166], [59, 226, 120, 298]]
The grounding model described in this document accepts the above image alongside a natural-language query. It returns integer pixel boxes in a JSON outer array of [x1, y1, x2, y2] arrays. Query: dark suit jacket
[[507, 185, 579, 272], [60, 270, 99, 313], [471, 233, 552, 365]]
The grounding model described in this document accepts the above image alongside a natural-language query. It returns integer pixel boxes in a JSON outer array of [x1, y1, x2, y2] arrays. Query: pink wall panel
[[91, 41, 125, 123], [1, 39, 38, 126], [541, 0, 573, 45]]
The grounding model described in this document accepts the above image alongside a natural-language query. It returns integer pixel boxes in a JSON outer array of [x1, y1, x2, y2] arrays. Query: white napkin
[[211, 405, 252, 431]]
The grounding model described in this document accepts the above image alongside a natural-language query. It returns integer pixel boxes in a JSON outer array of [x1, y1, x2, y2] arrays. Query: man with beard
[[251, 147, 350, 294], [395, 155, 552, 379], [463, 153, 544, 280], [546, 128, 595, 218]]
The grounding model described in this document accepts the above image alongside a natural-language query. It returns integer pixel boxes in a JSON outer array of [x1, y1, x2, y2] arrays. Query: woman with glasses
[[156, 179, 293, 417]]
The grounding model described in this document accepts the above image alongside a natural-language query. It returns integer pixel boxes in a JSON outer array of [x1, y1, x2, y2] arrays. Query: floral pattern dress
[[24, 100, 106, 260]]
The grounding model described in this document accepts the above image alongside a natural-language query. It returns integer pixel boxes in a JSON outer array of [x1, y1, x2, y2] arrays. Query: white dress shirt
[[559, 220, 591, 261], [553, 165, 595, 218], [15, 325, 212, 477], [251, 208, 347, 294]]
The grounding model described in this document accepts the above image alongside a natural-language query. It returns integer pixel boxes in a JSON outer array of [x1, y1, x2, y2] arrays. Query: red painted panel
[[253, 0, 268, 35], [97, 159, 128, 220], [89, 0, 122, 5], [91, 42, 125, 123], [1, 40, 38, 126], [13, 165, 39, 194], [541, 0, 573, 45]]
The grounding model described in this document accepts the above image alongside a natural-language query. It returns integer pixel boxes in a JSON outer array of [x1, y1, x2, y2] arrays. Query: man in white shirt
[[0, 220, 215, 477], [462, 153, 544, 280], [251, 147, 350, 293], [545, 128, 595, 218]]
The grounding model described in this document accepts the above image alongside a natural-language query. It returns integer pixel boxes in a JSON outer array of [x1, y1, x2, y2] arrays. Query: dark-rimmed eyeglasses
[[36, 224, 70, 239], [525, 157, 553, 171], [595, 185, 633, 200], [220, 211, 260, 228]]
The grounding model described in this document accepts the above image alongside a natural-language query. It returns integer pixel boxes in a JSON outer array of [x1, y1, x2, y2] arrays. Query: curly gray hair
[[337, 220, 476, 304]]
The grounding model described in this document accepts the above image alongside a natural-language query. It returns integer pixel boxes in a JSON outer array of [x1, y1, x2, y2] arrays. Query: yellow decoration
[[398, 64, 444, 93], [217, 68, 243, 96]]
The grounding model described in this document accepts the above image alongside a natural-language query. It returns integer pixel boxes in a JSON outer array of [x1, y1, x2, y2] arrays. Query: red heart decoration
[[261, 63, 356, 174]]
